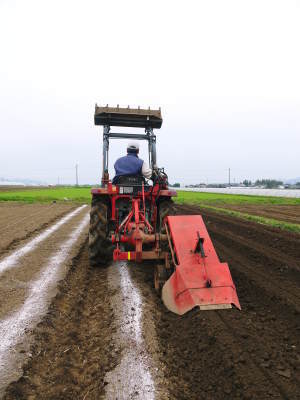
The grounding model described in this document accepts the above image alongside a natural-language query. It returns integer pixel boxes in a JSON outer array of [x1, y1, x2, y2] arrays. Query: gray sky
[[0, 0, 299, 185]]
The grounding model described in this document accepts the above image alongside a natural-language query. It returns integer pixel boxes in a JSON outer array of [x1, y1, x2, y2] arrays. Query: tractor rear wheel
[[154, 199, 176, 291], [159, 199, 176, 233], [159, 199, 175, 252], [89, 197, 113, 267]]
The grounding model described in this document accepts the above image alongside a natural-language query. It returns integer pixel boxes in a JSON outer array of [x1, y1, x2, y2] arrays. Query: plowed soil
[[2, 203, 300, 399], [0, 202, 76, 256], [3, 246, 119, 400], [216, 203, 300, 224]]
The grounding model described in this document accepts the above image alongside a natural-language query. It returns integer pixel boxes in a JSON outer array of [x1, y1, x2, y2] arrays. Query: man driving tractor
[[113, 141, 152, 183]]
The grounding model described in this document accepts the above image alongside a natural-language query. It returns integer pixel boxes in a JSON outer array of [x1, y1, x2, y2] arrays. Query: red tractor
[[89, 105, 240, 315]]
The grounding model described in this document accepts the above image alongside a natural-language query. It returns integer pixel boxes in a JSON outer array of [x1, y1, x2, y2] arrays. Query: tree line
[[243, 179, 283, 188]]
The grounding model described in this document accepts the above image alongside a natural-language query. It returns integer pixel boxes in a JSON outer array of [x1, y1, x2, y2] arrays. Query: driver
[[113, 141, 152, 182]]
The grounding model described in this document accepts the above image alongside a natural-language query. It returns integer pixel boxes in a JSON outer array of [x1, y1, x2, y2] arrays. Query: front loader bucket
[[162, 215, 241, 315]]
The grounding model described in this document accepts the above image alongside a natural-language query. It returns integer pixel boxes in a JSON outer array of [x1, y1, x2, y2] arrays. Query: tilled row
[[0, 205, 90, 398], [0, 203, 76, 257], [177, 204, 300, 262], [3, 204, 300, 399], [125, 205, 300, 399], [3, 246, 119, 400], [132, 265, 291, 400], [157, 204, 300, 399], [219, 204, 300, 224], [0, 206, 88, 321]]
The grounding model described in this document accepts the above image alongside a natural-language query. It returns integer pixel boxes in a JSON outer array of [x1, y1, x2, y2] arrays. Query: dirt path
[[2, 204, 300, 399]]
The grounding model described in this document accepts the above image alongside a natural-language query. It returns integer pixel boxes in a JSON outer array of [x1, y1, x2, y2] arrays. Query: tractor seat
[[113, 175, 151, 194], [113, 175, 145, 185]]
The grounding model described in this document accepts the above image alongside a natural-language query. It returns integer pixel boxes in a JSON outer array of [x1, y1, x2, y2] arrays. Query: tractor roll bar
[[108, 133, 154, 140], [102, 125, 157, 184], [96, 105, 161, 185]]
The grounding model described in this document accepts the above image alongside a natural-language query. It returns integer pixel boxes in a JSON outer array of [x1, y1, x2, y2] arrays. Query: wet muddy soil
[[0, 203, 76, 256], [2, 203, 300, 399], [0, 206, 88, 321], [0, 205, 89, 397], [3, 246, 119, 400]]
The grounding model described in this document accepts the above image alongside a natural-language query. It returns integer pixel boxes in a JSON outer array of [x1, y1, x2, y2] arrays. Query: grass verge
[[175, 190, 300, 206], [183, 204, 300, 234], [0, 187, 91, 203], [1, 187, 299, 233]]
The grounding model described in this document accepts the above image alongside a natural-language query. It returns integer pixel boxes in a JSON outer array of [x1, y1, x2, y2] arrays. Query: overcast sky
[[0, 0, 299, 185]]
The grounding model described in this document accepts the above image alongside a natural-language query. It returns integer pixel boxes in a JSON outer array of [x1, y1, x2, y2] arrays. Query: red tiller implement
[[90, 105, 241, 315], [162, 215, 241, 315]]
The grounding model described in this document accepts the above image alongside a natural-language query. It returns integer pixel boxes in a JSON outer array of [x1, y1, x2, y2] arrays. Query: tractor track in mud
[[1, 203, 300, 399]]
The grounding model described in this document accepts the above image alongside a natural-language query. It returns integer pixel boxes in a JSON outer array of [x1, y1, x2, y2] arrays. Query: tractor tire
[[157, 199, 176, 258], [159, 199, 175, 232], [89, 198, 113, 267], [153, 200, 176, 293]]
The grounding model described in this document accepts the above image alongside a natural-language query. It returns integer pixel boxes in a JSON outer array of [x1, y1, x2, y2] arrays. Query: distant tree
[[255, 179, 283, 188], [242, 179, 252, 187], [170, 183, 180, 187]]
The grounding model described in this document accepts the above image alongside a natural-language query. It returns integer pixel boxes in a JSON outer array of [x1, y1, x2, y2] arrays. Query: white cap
[[127, 141, 140, 151]]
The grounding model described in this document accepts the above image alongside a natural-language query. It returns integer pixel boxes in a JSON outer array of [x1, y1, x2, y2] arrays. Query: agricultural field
[[0, 186, 92, 203], [0, 187, 299, 399], [176, 191, 300, 233]]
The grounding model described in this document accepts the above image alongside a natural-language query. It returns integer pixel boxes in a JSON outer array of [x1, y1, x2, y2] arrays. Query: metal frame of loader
[[91, 105, 241, 315]]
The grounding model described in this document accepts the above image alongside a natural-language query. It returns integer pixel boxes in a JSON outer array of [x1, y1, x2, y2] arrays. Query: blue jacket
[[114, 154, 144, 180]]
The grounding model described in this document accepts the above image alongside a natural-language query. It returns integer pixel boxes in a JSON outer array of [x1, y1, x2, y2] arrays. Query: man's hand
[[151, 168, 159, 181]]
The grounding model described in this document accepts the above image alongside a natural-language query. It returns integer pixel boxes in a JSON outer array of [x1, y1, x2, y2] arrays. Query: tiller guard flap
[[162, 215, 241, 315]]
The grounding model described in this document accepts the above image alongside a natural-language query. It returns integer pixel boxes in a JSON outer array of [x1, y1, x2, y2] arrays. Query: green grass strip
[[0, 187, 91, 203], [1, 187, 299, 233], [191, 204, 300, 234], [175, 190, 300, 205], [2, 187, 300, 206]]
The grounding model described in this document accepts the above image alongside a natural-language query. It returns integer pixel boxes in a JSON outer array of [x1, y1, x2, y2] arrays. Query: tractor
[[89, 105, 240, 315]]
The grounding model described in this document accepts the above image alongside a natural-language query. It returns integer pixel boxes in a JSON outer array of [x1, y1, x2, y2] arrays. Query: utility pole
[[75, 164, 78, 186], [58, 176, 60, 186], [228, 168, 231, 188]]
